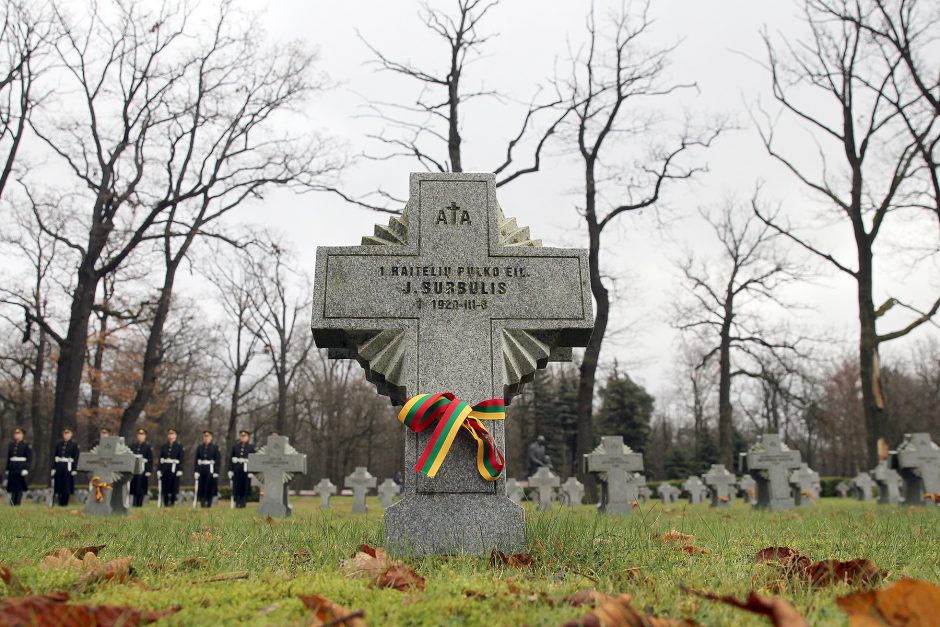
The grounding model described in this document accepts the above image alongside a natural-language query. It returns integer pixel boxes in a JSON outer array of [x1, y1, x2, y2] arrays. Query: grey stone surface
[[743, 434, 802, 510], [506, 479, 525, 504], [635, 481, 651, 504], [247, 436, 306, 517], [681, 476, 707, 504], [891, 433, 940, 506], [528, 466, 560, 511], [657, 483, 679, 504], [378, 478, 399, 509], [311, 173, 594, 555], [583, 436, 644, 515], [835, 481, 850, 498], [872, 462, 903, 504], [77, 436, 144, 516], [314, 478, 337, 509], [789, 463, 820, 506], [345, 466, 376, 514], [851, 472, 875, 501], [559, 477, 584, 506], [178, 490, 195, 504], [737, 474, 757, 504], [703, 464, 736, 508], [74, 489, 89, 504]]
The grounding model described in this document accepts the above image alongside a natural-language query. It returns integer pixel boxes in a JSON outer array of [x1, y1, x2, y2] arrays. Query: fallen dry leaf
[[0, 564, 30, 596], [0, 592, 178, 627], [836, 578, 940, 626], [298, 593, 367, 627], [561, 592, 697, 626], [754, 547, 883, 588], [40, 549, 100, 571], [682, 586, 807, 627], [658, 530, 710, 555], [564, 589, 614, 608], [340, 545, 425, 592], [490, 549, 536, 569], [75, 556, 134, 591]]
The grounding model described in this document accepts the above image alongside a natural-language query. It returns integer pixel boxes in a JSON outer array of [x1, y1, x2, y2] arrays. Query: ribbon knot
[[398, 393, 506, 481], [91, 476, 112, 503]]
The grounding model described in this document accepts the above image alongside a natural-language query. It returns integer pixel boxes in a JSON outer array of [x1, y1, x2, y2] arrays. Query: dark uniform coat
[[158, 441, 184, 507], [195, 443, 221, 506], [5, 440, 32, 505], [129, 440, 153, 507], [51, 440, 80, 506], [229, 442, 256, 507]]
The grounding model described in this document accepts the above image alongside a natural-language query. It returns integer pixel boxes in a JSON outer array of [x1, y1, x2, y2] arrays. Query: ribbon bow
[[398, 393, 506, 481], [91, 476, 112, 503]]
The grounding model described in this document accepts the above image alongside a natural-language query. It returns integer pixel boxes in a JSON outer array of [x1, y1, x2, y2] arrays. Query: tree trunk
[[717, 307, 734, 467], [857, 252, 884, 467], [87, 312, 109, 429], [448, 78, 462, 172], [31, 327, 48, 482]]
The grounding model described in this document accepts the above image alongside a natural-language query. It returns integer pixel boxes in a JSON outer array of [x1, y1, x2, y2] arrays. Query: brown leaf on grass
[[74, 556, 134, 591], [340, 545, 425, 592], [298, 594, 367, 627], [682, 586, 807, 627], [564, 589, 614, 608], [561, 592, 697, 627], [0, 564, 31, 596], [658, 530, 710, 555], [0, 592, 179, 627], [754, 547, 883, 588], [836, 578, 940, 626], [504, 577, 555, 606], [56, 530, 79, 540], [178, 556, 207, 571], [40, 549, 100, 571], [490, 549, 536, 569]]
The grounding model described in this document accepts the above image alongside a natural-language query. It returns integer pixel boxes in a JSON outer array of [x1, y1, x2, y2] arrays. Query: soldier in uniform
[[158, 428, 184, 507], [129, 428, 152, 507], [51, 427, 80, 506], [228, 430, 255, 508], [92, 427, 112, 450], [5, 427, 32, 506], [195, 430, 221, 508]]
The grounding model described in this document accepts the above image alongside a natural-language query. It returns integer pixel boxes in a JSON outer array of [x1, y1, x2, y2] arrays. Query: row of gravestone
[[311, 468, 402, 513], [835, 436, 940, 505]]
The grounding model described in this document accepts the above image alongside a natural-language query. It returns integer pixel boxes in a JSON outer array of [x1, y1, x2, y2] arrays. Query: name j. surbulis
[[403, 280, 508, 295]]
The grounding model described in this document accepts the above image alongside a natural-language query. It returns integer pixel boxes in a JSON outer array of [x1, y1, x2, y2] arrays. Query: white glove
[[145, 472, 151, 477], [157, 471, 162, 479], [227, 471, 233, 479], [21, 470, 28, 476], [248, 474, 255, 481], [194, 474, 199, 481], [51, 469, 56, 477], [212, 473, 218, 479], [70, 471, 77, 476], [176, 471, 182, 477]]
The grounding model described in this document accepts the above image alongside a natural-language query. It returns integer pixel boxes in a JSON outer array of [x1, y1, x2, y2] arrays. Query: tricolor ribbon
[[91, 477, 112, 503], [398, 393, 506, 481]]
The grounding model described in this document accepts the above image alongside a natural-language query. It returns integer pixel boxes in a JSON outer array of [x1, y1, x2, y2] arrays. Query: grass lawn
[[0, 497, 938, 625]]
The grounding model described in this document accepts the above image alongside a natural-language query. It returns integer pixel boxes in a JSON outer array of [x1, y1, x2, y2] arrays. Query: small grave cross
[[703, 464, 736, 508], [247, 436, 307, 517], [789, 463, 820, 507], [378, 478, 399, 509], [657, 483, 679, 504], [851, 472, 875, 501], [559, 477, 584, 506], [583, 436, 644, 515], [345, 466, 376, 513], [738, 474, 757, 504], [743, 434, 802, 510], [313, 478, 337, 509], [835, 481, 850, 498], [872, 462, 902, 504], [77, 436, 143, 516], [506, 479, 525, 504], [891, 433, 940, 506], [682, 476, 708, 504], [528, 466, 560, 511]]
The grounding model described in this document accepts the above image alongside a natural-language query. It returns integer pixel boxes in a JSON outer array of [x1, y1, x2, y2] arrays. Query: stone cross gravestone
[[682, 476, 708, 504], [528, 466, 560, 511], [743, 434, 802, 510], [378, 478, 399, 509], [583, 436, 644, 515], [891, 433, 940, 506], [506, 479, 525, 504], [872, 462, 902, 505], [851, 472, 875, 501], [314, 478, 337, 509], [77, 436, 144, 516], [703, 464, 736, 508], [636, 481, 652, 504], [738, 475, 757, 504], [559, 477, 584, 506], [312, 173, 593, 554], [790, 463, 820, 507], [835, 481, 850, 498], [247, 436, 307, 517], [345, 466, 377, 514], [657, 483, 679, 504]]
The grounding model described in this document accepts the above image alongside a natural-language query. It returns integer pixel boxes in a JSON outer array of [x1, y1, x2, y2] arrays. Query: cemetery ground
[[1, 499, 938, 625]]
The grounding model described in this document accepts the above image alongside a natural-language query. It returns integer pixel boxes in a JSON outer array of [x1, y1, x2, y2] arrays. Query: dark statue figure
[[527, 435, 552, 478]]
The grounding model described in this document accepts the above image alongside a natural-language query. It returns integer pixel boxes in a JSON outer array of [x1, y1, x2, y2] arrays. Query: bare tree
[[553, 2, 721, 487], [754, 0, 940, 465]]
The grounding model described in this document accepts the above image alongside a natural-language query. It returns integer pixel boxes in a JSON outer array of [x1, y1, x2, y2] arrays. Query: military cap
[[167, 428, 178, 435], [13, 427, 24, 435], [137, 428, 147, 435], [202, 430, 213, 436], [239, 430, 250, 437]]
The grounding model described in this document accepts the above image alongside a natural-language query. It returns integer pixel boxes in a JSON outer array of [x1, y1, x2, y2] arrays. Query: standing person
[[5, 428, 32, 506], [51, 427, 80, 507], [91, 427, 112, 450], [129, 428, 153, 507], [195, 431, 221, 508], [158, 428, 184, 507], [228, 430, 255, 509]]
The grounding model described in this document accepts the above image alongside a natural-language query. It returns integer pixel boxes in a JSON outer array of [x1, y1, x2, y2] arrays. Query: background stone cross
[[892, 433, 940, 506], [378, 478, 399, 509], [313, 478, 336, 509], [835, 481, 850, 498], [312, 173, 593, 554], [77, 436, 143, 516], [506, 479, 525, 504], [851, 472, 874, 501], [738, 474, 757, 504], [247, 436, 307, 517], [345, 466, 376, 513], [682, 476, 707, 504], [583, 436, 644, 515], [703, 464, 736, 508], [657, 483, 679, 504], [528, 466, 560, 511], [744, 434, 802, 510], [789, 463, 820, 506], [559, 477, 584, 506], [872, 462, 902, 504]]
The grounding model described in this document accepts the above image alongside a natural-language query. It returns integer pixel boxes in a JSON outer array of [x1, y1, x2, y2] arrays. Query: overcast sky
[[222, 0, 938, 400]]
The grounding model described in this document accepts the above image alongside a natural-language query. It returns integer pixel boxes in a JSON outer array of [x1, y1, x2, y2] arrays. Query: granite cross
[[583, 436, 644, 514], [528, 466, 560, 511], [77, 436, 144, 516], [743, 434, 802, 510], [657, 483, 679, 504], [635, 480, 652, 504], [789, 463, 820, 507], [247, 436, 306, 517], [345, 466, 376, 514], [738, 474, 757, 504], [506, 479, 525, 505], [378, 478, 399, 509], [312, 173, 593, 554], [835, 481, 850, 498], [681, 476, 708, 504], [703, 464, 736, 508], [559, 477, 584, 506], [891, 433, 940, 506], [851, 471, 874, 501], [313, 478, 337, 509], [872, 462, 902, 504]]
